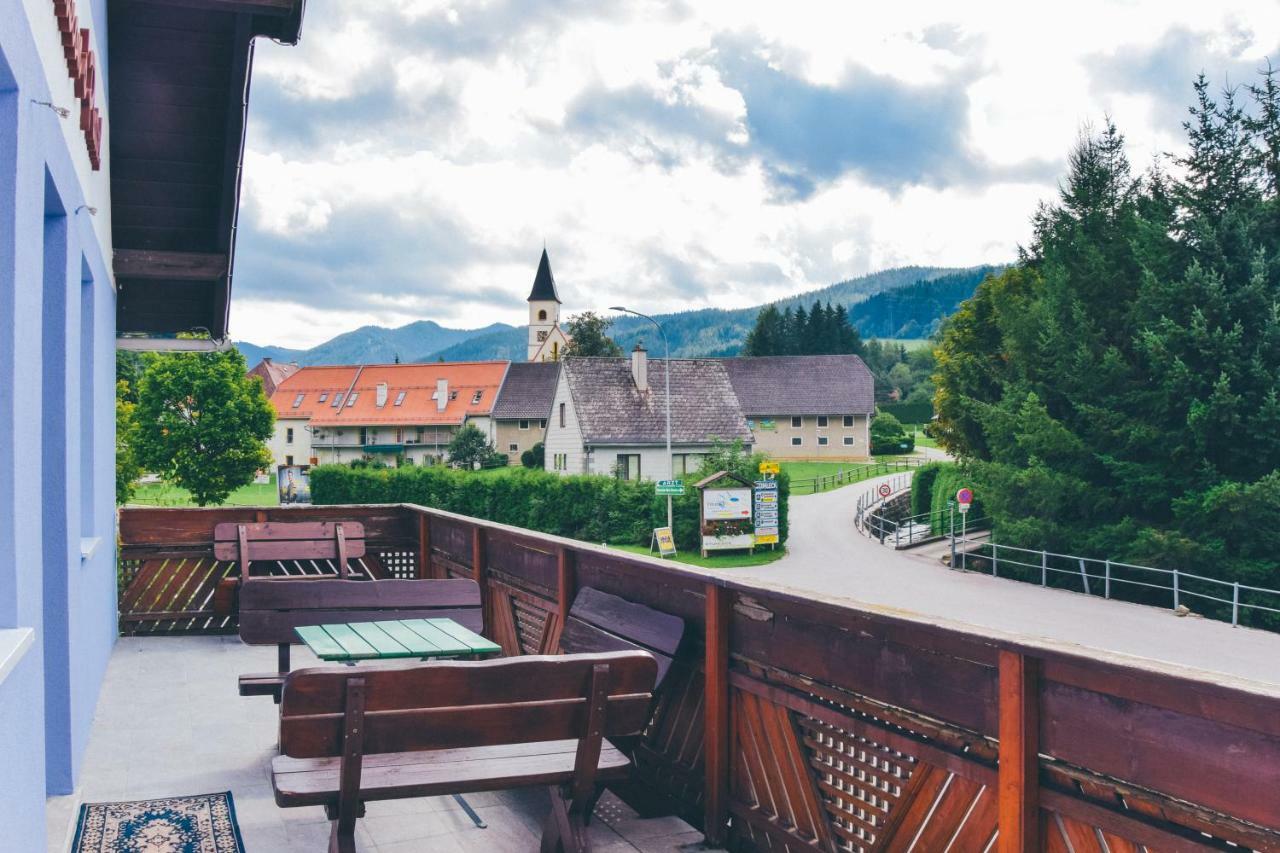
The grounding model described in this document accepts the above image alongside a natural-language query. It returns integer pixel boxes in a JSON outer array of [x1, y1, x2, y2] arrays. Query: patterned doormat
[[71, 791, 245, 853]]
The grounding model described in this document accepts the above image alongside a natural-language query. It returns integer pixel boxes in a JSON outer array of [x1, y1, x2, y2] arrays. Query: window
[[509, 443, 519, 452], [285, 455, 294, 466], [616, 454, 641, 481], [843, 436, 855, 446], [540, 419, 547, 429], [449, 390, 458, 400], [286, 427, 294, 444], [518, 419, 530, 430], [318, 392, 329, 403], [817, 416, 829, 428], [817, 436, 829, 446], [291, 393, 304, 408], [394, 391, 406, 406], [472, 390, 483, 404], [553, 453, 567, 471], [843, 415, 854, 428], [791, 416, 803, 428], [359, 428, 369, 445], [672, 453, 704, 476], [346, 393, 358, 407], [331, 392, 344, 408], [791, 437, 803, 446], [538, 309, 548, 321], [559, 402, 566, 427]]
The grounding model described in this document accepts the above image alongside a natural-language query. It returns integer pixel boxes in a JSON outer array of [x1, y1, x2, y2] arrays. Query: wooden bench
[[236, 576, 483, 702], [560, 587, 686, 688], [272, 651, 658, 853]]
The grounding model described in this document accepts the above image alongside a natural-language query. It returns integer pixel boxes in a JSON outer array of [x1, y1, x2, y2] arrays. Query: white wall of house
[[268, 418, 312, 467], [748, 414, 871, 460], [544, 372, 586, 474], [586, 445, 724, 481]]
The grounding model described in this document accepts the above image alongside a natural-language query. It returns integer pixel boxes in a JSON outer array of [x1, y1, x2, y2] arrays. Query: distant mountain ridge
[[236, 320, 515, 367], [236, 264, 1001, 366]]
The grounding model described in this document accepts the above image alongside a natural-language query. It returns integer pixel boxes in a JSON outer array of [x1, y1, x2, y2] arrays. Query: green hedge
[[310, 464, 788, 552], [911, 462, 983, 534]]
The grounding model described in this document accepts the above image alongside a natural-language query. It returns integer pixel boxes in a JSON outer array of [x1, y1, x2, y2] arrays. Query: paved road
[[733, 473, 1280, 690]]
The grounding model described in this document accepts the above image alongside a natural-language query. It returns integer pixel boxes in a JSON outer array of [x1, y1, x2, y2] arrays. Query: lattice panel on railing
[[372, 549, 418, 579], [488, 578, 558, 656], [512, 595, 553, 653], [795, 716, 917, 851]]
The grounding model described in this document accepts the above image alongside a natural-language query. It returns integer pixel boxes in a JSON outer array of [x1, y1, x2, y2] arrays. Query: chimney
[[435, 378, 449, 413], [631, 343, 648, 392], [376, 382, 388, 408]]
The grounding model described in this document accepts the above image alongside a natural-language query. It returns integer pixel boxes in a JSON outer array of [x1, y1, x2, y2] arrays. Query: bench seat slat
[[272, 740, 631, 807]]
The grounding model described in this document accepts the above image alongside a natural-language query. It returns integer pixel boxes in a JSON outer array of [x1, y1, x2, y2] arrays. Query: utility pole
[[612, 306, 673, 529]]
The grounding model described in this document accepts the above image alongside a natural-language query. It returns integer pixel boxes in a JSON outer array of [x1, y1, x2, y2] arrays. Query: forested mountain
[[848, 267, 998, 338], [236, 264, 995, 365], [236, 320, 515, 366]]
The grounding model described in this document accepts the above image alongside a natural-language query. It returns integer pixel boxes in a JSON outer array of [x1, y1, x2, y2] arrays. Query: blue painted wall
[[0, 0, 117, 849]]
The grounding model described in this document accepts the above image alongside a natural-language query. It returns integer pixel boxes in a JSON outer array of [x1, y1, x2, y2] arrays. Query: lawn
[[608, 543, 787, 569], [912, 429, 939, 449], [130, 477, 280, 507]]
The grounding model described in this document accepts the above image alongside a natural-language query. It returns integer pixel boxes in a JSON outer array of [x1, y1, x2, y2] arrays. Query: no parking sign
[[956, 487, 974, 513]]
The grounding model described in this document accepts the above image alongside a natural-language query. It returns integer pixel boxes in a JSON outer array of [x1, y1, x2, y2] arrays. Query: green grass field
[[130, 477, 280, 507], [912, 429, 939, 449], [608, 543, 786, 569]]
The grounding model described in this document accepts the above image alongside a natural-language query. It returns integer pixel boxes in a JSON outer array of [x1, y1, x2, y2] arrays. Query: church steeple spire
[[527, 248, 561, 304]]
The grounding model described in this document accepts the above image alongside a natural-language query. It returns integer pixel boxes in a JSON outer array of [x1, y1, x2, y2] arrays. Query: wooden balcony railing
[[118, 504, 1280, 852]]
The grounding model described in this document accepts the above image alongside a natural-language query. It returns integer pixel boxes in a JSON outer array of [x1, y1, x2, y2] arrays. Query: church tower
[[527, 248, 569, 361]]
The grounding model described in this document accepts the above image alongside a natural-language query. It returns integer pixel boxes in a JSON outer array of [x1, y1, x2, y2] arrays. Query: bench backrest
[[560, 587, 685, 687], [278, 651, 658, 759], [213, 521, 367, 580], [238, 577, 482, 645]]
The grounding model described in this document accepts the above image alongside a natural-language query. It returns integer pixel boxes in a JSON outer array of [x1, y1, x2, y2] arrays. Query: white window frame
[[472, 390, 483, 404], [791, 416, 803, 428], [817, 436, 829, 446], [291, 393, 304, 408], [518, 419, 530, 430], [817, 415, 829, 429], [843, 415, 854, 428], [346, 393, 358, 407], [286, 427, 294, 444], [791, 436, 803, 446], [843, 436, 855, 446], [394, 391, 406, 406], [509, 443, 519, 452]]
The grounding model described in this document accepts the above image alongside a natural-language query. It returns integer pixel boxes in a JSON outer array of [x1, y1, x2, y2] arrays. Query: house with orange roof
[[266, 362, 509, 467]]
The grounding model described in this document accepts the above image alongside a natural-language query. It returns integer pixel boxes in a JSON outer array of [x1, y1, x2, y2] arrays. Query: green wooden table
[[295, 618, 500, 663]]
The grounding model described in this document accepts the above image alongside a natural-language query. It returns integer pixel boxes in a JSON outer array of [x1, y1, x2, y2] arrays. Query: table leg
[[454, 794, 488, 829]]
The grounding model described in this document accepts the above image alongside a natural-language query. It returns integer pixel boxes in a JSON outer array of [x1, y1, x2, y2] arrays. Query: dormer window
[[394, 391, 406, 406], [291, 393, 304, 408], [346, 393, 358, 407], [318, 392, 328, 403], [332, 393, 344, 408], [471, 390, 483, 404], [449, 390, 458, 400]]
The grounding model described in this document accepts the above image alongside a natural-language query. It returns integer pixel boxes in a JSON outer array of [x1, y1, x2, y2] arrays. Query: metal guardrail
[[953, 537, 1280, 630], [866, 507, 991, 548], [790, 457, 924, 495]]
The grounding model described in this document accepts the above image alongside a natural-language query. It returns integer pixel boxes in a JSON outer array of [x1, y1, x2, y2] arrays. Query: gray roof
[[721, 355, 875, 416], [527, 249, 561, 302], [563, 357, 752, 446], [492, 362, 559, 420]]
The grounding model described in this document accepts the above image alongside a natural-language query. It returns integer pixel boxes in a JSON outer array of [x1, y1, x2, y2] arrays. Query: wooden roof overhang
[[109, 0, 305, 342]]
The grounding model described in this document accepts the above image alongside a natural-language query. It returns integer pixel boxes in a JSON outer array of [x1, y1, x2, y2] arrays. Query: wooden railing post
[[998, 649, 1040, 853], [472, 524, 488, 634], [557, 546, 575, 624], [704, 583, 731, 846], [417, 512, 433, 579]]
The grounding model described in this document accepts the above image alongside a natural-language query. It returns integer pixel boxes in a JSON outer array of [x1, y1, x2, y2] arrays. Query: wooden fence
[[118, 505, 1280, 852]]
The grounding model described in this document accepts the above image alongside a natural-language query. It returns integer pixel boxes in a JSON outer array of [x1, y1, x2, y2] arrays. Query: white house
[[544, 346, 753, 480]]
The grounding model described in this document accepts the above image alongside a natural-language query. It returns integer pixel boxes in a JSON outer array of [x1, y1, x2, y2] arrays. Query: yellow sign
[[758, 461, 780, 475], [653, 527, 677, 557], [754, 533, 780, 545]]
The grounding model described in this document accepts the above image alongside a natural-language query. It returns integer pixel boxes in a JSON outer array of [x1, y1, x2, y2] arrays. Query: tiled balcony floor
[[48, 636, 705, 852]]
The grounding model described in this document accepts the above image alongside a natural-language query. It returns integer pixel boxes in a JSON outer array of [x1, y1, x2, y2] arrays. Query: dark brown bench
[[236, 576, 483, 702], [272, 651, 658, 853], [560, 587, 686, 688]]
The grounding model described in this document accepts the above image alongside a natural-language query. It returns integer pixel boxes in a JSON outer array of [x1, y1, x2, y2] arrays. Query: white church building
[[527, 248, 572, 361]]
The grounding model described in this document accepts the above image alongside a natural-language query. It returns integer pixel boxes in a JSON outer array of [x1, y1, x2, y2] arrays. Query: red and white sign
[[956, 487, 974, 512], [878, 483, 892, 498]]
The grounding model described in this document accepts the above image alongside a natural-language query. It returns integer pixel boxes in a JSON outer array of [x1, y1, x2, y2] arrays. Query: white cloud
[[232, 0, 1280, 348]]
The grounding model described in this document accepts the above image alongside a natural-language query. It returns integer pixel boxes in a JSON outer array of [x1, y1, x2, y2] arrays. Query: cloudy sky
[[229, 0, 1280, 348]]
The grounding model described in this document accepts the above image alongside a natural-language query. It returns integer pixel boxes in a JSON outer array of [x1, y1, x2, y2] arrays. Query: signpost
[[651, 526, 677, 558], [753, 480, 779, 546], [878, 482, 892, 498], [758, 461, 780, 476], [956, 487, 973, 542], [656, 479, 685, 496], [696, 471, 756, 557]]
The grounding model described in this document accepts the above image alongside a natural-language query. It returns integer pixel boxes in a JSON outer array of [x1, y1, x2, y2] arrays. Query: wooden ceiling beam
[[114, 249, 228, 281]]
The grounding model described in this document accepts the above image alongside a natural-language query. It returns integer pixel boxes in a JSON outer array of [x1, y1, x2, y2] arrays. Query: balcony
[[89, 503, 1280, 852]]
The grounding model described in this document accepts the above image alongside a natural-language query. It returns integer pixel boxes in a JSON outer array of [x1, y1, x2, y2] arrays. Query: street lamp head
[[609, 306, 627, 312]]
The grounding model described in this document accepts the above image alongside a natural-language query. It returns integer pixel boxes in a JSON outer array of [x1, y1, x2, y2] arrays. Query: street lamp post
[[611, 306, 673, 530]]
